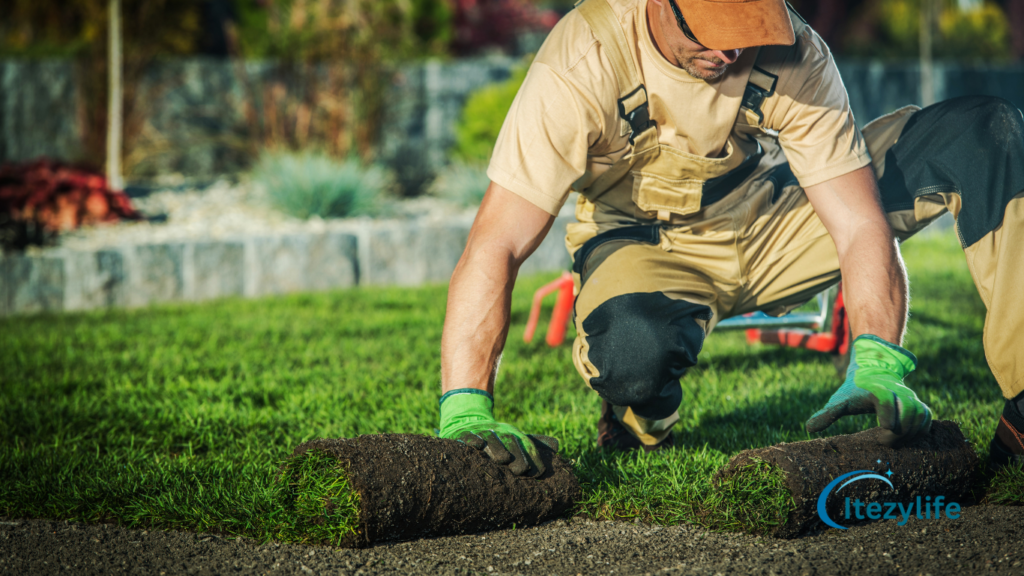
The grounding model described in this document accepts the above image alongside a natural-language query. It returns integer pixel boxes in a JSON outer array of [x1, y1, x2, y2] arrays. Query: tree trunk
[[106, 0, 123, 190]]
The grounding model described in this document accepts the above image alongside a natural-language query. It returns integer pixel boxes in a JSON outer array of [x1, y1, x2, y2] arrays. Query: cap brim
[[680, 0, 796, 51]]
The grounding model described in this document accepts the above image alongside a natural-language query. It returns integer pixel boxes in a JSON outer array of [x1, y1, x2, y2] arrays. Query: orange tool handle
[[524, 272, 573, 343], [545, 275, 576, 347]]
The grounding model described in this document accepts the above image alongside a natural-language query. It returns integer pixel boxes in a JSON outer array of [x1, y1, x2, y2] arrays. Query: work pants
[[568, 96, 1024, 446]]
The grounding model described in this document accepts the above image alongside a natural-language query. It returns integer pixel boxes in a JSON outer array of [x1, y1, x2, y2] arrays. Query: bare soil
[[2, 505, 1022, 575]]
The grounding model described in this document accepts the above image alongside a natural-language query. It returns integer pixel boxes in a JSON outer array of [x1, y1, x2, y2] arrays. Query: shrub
[[846, 0, 1011, 60], [0, 159, 142, 250], [428, 160, 491, 207], [451, 59, 531, 164], [253, 150, 393, 219]]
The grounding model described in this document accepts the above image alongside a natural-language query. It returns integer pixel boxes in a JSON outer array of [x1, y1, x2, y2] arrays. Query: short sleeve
[[487, 61, 604, 216], [762, 29, 871, 188]]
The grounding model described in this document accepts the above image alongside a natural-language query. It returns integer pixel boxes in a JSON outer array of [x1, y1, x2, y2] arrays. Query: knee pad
[[880, 96, 1024, 247], [582, 292, 712, 420]]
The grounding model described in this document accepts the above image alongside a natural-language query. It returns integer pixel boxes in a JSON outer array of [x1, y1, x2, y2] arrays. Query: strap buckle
[[618, 84, 654, 145], [741, 65, 779, 124]]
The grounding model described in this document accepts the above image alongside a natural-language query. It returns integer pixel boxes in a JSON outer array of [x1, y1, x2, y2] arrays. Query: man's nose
[[711, 49, 742, 64]]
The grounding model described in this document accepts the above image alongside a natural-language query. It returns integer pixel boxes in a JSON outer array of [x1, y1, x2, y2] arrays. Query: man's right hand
[[438, 389, 558, 477]]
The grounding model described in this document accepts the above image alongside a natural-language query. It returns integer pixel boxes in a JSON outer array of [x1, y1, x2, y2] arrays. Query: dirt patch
[[3, 505, 1023, 575], [718, 420, 981, 537], [290, 434, 579, 547]]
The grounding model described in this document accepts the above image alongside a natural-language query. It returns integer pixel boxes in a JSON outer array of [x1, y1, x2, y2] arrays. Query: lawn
[[1, 229, 1019, 544]]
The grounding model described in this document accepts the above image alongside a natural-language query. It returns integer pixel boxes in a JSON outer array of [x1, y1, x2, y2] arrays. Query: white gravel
[[48, 180, 481, 253]]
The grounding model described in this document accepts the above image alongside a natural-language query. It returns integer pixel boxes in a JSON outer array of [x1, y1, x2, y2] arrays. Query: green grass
[[0, 230, 1019, 543], [277, 450, 360, 545]]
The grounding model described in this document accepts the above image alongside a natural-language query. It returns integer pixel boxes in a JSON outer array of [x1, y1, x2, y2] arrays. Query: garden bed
[[0, 180, 575, 316]]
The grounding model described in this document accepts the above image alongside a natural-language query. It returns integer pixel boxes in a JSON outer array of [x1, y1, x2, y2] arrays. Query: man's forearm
[[804, 165, 909, 344], [440, 182, 556, 395], [837, 223, 908, 344], [440, 246, 517, 395]]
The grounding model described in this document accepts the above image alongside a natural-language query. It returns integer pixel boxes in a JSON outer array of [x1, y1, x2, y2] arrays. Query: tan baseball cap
[[679, 0, 796, 50]]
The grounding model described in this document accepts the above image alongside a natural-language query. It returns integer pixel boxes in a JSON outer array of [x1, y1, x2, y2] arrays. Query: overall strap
[[575, 0, 654, 144], [742, 5, 809, 126]]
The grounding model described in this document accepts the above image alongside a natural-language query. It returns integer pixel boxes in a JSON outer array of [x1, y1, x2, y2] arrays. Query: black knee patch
[[582, 293, 712, 420], [878, 96, 1024, 247]]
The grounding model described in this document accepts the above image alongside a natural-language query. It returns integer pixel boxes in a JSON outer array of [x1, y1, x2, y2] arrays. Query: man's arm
[[436, 181, 558, 476], [803, 165, 907, 342], [803, 165, 931, 444], [441, 181, 555, 394]]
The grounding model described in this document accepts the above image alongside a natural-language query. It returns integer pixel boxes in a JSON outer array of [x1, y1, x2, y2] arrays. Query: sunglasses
[[667, 0, 704, 46]]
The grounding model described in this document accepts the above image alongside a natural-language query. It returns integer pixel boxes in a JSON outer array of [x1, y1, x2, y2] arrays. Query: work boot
[[596, 400, 674, 452], [988, 393, 1024, 472]]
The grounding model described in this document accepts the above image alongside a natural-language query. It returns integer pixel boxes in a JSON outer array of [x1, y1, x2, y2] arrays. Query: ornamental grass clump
[[255, 151, 393, 219], [428, 160, 491, 207]]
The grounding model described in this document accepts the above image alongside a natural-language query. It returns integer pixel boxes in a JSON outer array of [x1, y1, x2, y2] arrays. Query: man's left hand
[[806, 335, 932, 445]]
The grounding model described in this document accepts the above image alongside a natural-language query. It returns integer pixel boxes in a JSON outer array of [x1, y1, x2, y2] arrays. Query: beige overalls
[[566, 0, 1024, 446]]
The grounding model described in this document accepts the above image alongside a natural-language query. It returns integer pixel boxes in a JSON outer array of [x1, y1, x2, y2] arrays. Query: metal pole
[[106, 0, 124, 190], [919, 0, 936, 107]]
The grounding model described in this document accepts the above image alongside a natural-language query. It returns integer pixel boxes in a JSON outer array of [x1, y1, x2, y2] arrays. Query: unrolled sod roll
[[289, 434, 580, 547], [715, 420, 980, 538]]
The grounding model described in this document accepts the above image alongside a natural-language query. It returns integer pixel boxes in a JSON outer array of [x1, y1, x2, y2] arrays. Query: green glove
[[806, 335, 932, 445], [438, 389, 558, 477]]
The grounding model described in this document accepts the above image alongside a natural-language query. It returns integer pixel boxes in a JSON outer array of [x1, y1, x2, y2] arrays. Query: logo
[[816, 460, 961, 529]]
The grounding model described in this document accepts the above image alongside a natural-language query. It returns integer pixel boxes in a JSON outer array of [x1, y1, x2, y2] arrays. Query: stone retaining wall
[[3, 57, 1022, 190], [0, 216, 573, 317]]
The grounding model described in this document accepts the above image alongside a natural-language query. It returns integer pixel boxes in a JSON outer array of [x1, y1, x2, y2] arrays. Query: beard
[[678, 53, 730, 81]]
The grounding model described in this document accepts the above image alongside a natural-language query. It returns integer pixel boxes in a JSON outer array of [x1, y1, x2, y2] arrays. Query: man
[[436, 0, 1024, 477]]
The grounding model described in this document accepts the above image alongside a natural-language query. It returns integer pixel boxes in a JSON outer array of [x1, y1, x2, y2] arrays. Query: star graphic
[[877, 459, 882, 464], [886, 469, 894, 478]]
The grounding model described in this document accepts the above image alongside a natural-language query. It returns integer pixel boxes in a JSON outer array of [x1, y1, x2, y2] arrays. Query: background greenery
[[1, 229, 1020, 542], [253, 150, 394, 218]]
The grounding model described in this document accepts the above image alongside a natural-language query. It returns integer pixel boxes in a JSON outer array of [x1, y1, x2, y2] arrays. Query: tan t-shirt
[[487, 0, 870, 216]]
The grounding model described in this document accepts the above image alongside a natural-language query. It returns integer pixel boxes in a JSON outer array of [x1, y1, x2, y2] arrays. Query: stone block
[[307, 232, 358, 290], [361, 222, 471, 286], [423, 223, 472, 284], [2, 253, 65, 315], [192, 241, 245, 301], [519, 216, 573, 277], [63, 250, 126, 311], [129, 244, 185, 306], [252, 235, 313, 296]]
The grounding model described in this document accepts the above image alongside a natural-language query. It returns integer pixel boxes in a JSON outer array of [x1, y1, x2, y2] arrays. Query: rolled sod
[[285, 434, 580, 547], [715, 420, 981, 538]]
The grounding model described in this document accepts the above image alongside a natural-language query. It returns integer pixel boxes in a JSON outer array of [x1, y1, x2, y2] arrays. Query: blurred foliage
[[452, 59, 530, 164], [428, 160, 491, 206], [0, 0, 204, 172], [844, 0, 1012, 60], [228, 0, 455, 166], [449, 0, 560, 56], [937, 2, 1012, 59], [230, 0, 452, 61], [0, 0, 201, 58], [253, 149, 394, 218]]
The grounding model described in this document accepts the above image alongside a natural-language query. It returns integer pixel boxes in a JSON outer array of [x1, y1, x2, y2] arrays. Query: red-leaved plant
[[0, 158, 141, 250], [450, 0, 561, 56]]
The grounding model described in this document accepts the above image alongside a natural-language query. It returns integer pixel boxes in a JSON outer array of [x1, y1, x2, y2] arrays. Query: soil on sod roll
[[290, 434, 580, 547], [716, 420, 980, 538]]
